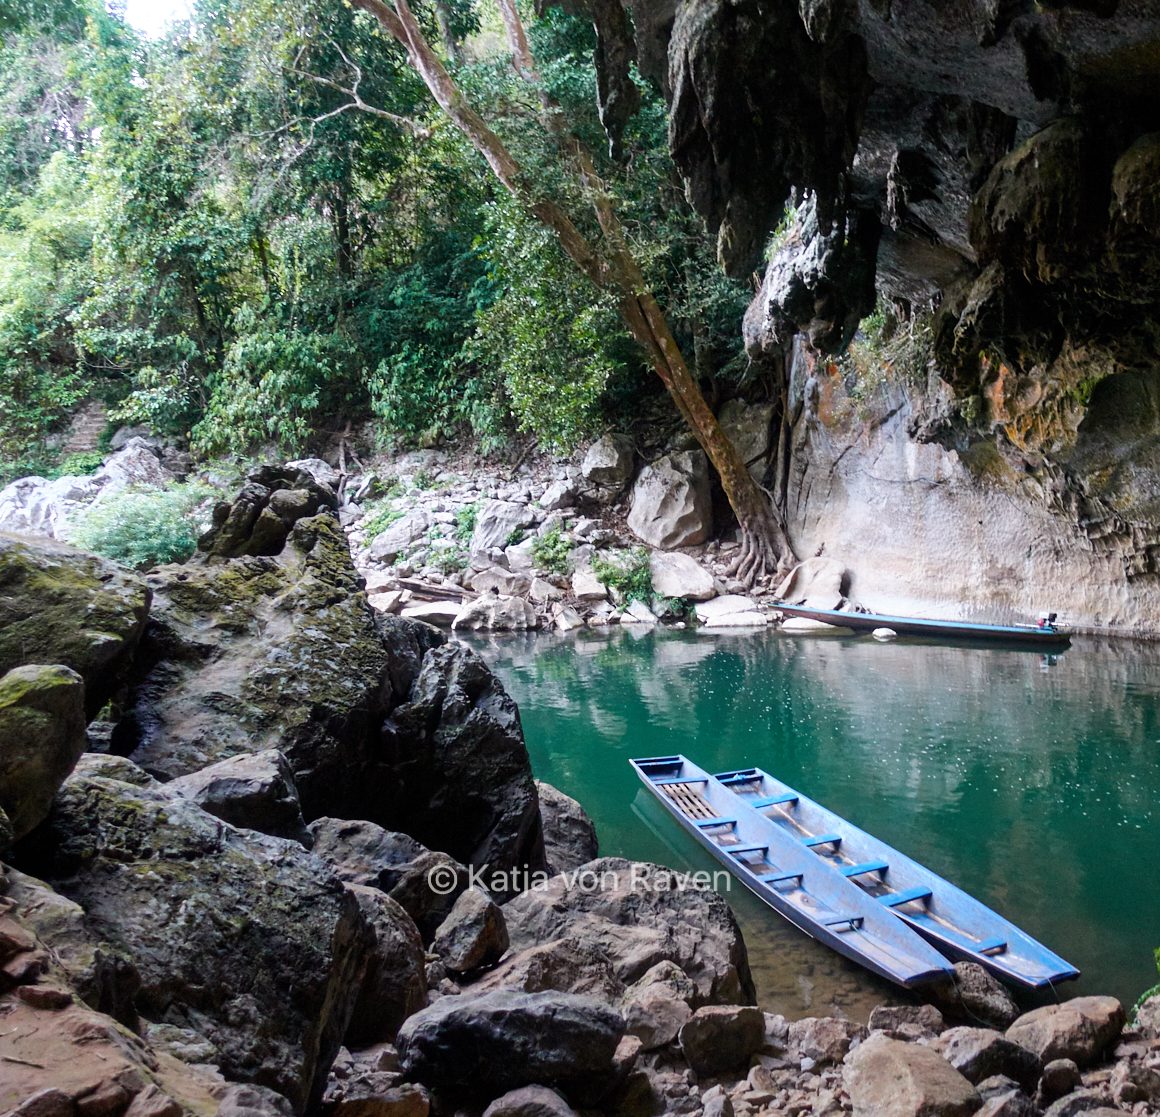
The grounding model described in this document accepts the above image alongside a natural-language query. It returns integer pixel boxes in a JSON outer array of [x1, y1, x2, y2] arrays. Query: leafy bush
[[591, 547, 653, 605], [49, 450, 105, 478], [531, 523, 571, 575], [454, 502, 479, 544], [69, 483, 212, 569], [505, 527, 526, 548], [362, 501, 404, 540]]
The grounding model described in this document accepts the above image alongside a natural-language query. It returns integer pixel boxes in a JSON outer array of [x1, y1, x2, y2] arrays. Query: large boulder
[[934, 962, 1021, 1029], [1005, 997, 1126, 1068], [166, 748, 311, 846], [431, 887, 509, 975], [465, 936, 626, 1003], [930, 1027, 1042, 1090], [501, 858, 754, 1005], [307, 818, 468, 943], [648, 552, 716, 601], [843, 1033, 980, 1117], [368, 509, 430, 565], [470, 501, 535, 557], [580, 434, 635, 491], [93, 438, 174, 494], [0, 533, 151, 719], [396, 991, 625, 1104], [344, 884, 427, 1047], [535, 781, 598, 874], [13, 758, 372, 1112], [678, 1005, 765, 1076], [0, 665, 86, 843], [453, 594, 539, 632], [120, 513, 395, 816], [383, 642, 545, 882], [199, 463, 337, 560], [626, 451, 712, 550]]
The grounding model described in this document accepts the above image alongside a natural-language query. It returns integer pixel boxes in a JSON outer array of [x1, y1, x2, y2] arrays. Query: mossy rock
[[0, 663, 86, 841], [0, 533, 151, 720]]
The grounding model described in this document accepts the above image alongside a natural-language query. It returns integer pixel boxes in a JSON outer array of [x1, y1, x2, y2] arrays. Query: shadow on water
[[464, 626, 1160, 1020]]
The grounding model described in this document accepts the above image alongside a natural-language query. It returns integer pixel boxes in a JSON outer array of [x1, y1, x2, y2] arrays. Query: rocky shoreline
[[1, 463, 1158, 1117]]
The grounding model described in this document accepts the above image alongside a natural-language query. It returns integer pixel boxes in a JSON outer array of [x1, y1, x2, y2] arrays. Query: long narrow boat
[[630, 755, 955, 989], [775, 603, 1072, 649], [715, 766, 1080, 990]]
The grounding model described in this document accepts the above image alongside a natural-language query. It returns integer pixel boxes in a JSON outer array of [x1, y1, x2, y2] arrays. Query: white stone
[[94, 438, 173, 493], [703, 611, 768, 628], [649, 552, 716, 601], [553, 606, 585, 632], [453, 594, 538, 632], [626, 450, 712, 550], [505, 537, 537, 573], [400, 601, 461, 627], [469, 500, 535, 555], [581, 433, 634, 489], [368, 590, 404, 614], [368, 509, 429, 563], [872, 627, 898, 641], [530, 577, 562, 604], [539, 479, 576, 511], [572, 565, 608, 602], [470, 567, 531, 596], [780, 617, 854, 634], [623, 600, 659, 625], [695, 595, 759, 622], [285, 457, 340, 488]]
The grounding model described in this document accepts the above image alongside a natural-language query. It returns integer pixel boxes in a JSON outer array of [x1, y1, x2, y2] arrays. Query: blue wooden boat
[[630, 755, 955, 989], [715, 766, 1080, 990], [776, 603, 1072, 649]]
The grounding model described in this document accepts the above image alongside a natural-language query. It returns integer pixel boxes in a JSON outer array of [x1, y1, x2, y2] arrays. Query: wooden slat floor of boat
[[661, 780, 715, 820]]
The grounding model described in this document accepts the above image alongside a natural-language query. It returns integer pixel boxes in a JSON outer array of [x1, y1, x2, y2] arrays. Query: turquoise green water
[[466, 627, 1160, 1020]]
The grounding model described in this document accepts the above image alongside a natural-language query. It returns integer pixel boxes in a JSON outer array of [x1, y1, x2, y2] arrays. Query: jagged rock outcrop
[[0, 533, 151, 719], [11, 757, 375, 1111], [535, 781, 598, 874], [114, 483, 542, 874]]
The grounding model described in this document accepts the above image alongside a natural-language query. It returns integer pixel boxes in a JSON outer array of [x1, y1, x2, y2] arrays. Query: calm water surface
[[465, 627, 1160, 1020]]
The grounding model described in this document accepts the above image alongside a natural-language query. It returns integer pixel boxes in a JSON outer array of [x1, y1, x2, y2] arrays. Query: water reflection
[[464, 628, 1160, 1018]]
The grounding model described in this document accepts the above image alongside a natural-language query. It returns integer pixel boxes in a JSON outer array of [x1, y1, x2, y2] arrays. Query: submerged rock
[[0, 665, 86, 843], [0, 533, 151, 719], [396, 990, 625, 1105]]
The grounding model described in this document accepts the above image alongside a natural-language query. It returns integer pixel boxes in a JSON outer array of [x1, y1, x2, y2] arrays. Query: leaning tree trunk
[[349, 0, 796, 582]]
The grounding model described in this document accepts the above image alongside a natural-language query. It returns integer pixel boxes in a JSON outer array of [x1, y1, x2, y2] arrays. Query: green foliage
[[591, 547, 653, 605], [763, 203, 799, 262], [1132, 947, 1160, 1022], [531, 523, 571, 574], [69, 482, 213, 569], [362, 500, 404, 540], [839, 301, 934, 414], [454, 501, 479, 543], [49, 450, 105, 477], [505, 526, 526, 548]]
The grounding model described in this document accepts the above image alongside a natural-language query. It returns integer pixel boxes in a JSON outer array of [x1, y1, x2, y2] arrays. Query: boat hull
[[775, 604, 1072, 648], [716, 767, 1080, 990], [631, 755, 955, 989]]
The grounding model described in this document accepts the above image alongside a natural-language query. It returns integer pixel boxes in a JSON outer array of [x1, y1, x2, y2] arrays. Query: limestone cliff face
[[783, 342, 1160, 632], [557, 0, 1160, 628]]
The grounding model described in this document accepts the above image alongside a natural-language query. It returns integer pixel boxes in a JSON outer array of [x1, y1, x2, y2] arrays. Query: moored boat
[[630, 755, 955, 989], [774, 603, 1072, 648], [715, 766, 1080, 990]]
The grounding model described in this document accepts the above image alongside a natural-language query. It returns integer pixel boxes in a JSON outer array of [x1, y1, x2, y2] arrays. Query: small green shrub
[[531, 524, 571, 574], [49, 450, 106, 478], [454, 502, 480, 543], [591, 547, 653, 605], [69, 483, 212, 569], [412, 469, 436, 491], [505, 527, 526, 548], [430, 546, 467, 575], [363, 502, 404, 540]]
